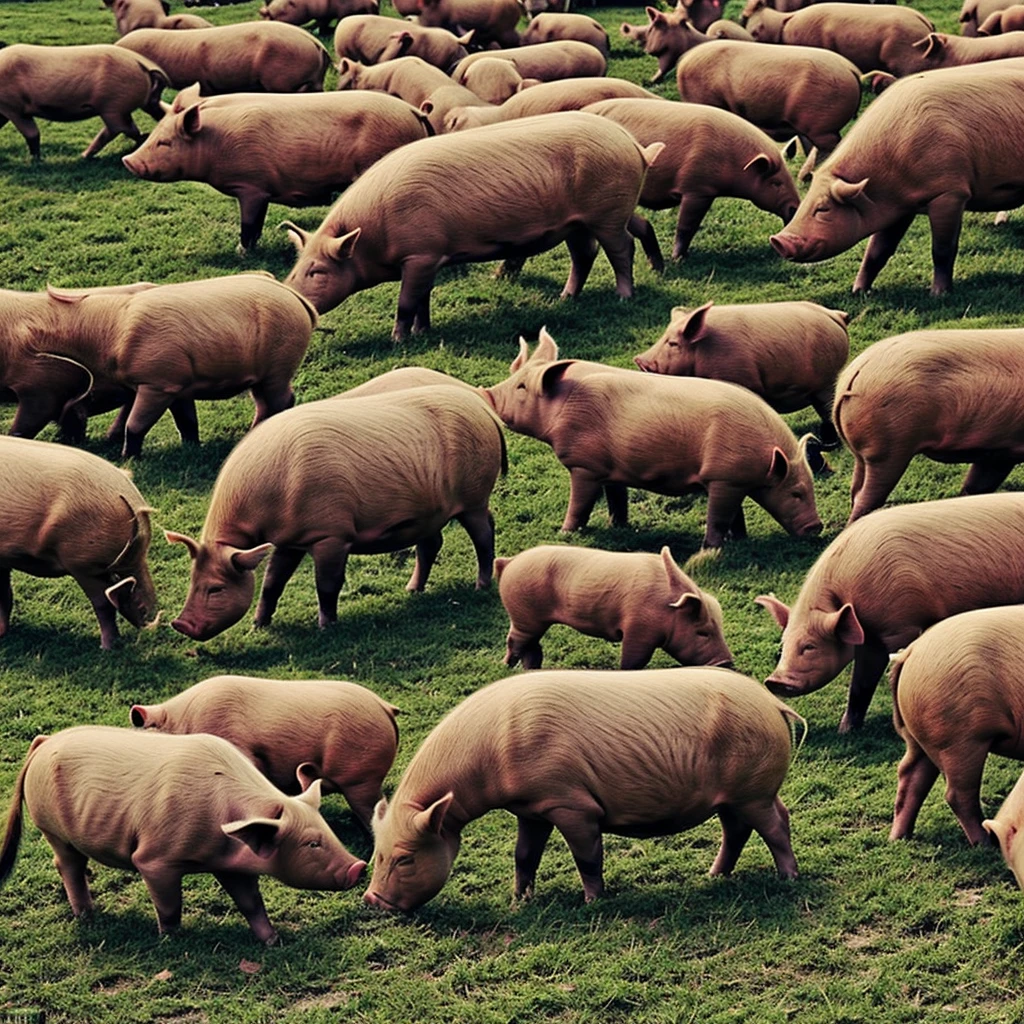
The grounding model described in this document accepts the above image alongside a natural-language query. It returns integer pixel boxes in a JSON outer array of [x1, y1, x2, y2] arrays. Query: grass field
[[3, 1, 1024, 1021]]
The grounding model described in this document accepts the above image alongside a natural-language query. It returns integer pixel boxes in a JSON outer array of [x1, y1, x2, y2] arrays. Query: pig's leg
[[744, 797, 797, 879], [79, 577, 121, 650], [562, 468, 604, 531], [506, 627, 545, 669], [604, 483, 629, 527], [627, 213, 664, 273], [618, 637, 654, 670], [847, 452, 913, 524], [84, 112, 139, 159], [709, 805, 753, 876], [106, 402, 131, 443], [547, 805, 605, 901], [810, 392, 840, 451], [560, 228, 599, 299], [255, 547, 305, 627], [595, 227, 636, 299], [406, 532, 443, 592], [926, 192, 967, 295], [514, 817, 554, 899], [852, 212, 915, 294], [236, 193, 271, 252], [456, 507, 496, 589], [57, 403, 89, 445], [10, 392, 62, 439], [250, 379, 295, 428], [941, 747, 991, 845], [728, 504, 747, 541], [213, 871, 277, 945], [311, 538, 351, 628], [340, 780, 385, 833], [8, 113, 41, 160], [703, 480, 746, 548], [962, 455, 1016, 495], [393, 258, 438, 340], [673, 194, 714, 260], [889, 737, 940, 840], [134, 864, 184, 934], [169, 398, 201, 445], [0, 568, 12, 636], [123, 385, 175, 457], [838, 637, 889, 733], [45, 834, 93, 917]]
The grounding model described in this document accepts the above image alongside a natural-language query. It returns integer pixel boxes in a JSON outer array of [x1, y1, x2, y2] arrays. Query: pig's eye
[[208, 585, 225, 596], [516, 382, 526, 390], [790, 489, 805, 499], [812, 203, 830, 217], [156, 139, 171, 148], [394, 854, 414, 868], [798, 642, 816, 655], [306, 839, 322, 849]]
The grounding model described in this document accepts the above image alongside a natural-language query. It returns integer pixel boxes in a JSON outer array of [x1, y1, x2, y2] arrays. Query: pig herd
[[4, 0, 1024, 945]]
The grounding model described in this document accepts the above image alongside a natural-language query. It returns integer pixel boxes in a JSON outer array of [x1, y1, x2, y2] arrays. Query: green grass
[[4, 1, 1024, 1021]]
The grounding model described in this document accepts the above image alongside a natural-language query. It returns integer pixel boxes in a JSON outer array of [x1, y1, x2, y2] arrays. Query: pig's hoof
[[264, 931, 281, 947], [837, 714, 862, 734]]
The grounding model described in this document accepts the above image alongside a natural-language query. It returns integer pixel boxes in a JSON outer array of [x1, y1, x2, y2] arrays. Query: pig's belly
[[351, 511, 453, 554], [441, 225, 580, 265], [602, 806, 716, 838]]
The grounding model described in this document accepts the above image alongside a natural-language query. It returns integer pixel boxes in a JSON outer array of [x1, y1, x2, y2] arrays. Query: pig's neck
[[42, 294, 127, 362]]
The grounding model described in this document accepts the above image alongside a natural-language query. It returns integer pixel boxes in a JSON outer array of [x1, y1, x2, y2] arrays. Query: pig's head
[[122, 104, 206, 183], [334, 58, 365, 91], [415, 0, 444, 28], [660, 547, 733, 667], [742, 0, 786, 41], [643, 6, 697, 82], [282, 222, 362, 315], [740, 152, 800, 223], [634, 302, 712, 375], [620, 20, 650, 44], [681, 0, 722, 33], [166, 531, 272, 641], [747, 436, 822, 538], [104, 500, 159, 630], [443, 103, 502, 132], [364, 792, 459, 912], [756, 592, 862, 697], [130, 702, 168, 729], [984, 817, 1024, 889], [462, 59, 523, 104], [259, 0, 293, 19]]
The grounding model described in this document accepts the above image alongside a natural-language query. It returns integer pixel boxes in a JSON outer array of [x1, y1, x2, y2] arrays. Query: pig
[[620, 20, 650, 47], [337, 366, 479, 398], [888, 606, 1024, 846], [162, 13, 214, 28], [524, 0, 568, 16], [103, 0, 212, 33], [682, 0, 726, 32], [741, 0, 935, 76], [757, 492, 1024, 733], [641, 6, 710, 84], [0, 43, 169, 160], [123, 92, 431, 251], [458, 58, 530, 104], [770, 59, 1024, 295], [583, 98, 801, 269], [483, 329, 821, 547], [364, 667, 801, 911], [130, 675, 399, 830], [834, 329, 1024, 523], [414, 0, 522, 49], [675, 41, 862, 179], [634, 300, 849, 473], [0, 436, 157, 649], [519, 13, 610, 56], [260, 0, 379, 33], [0, 727, 366, 944], [495, 545, 733, 670], [705, 19, 754, 39], [281, 112, 663, 338], [334, 14, 416, 63], [418, 83, 491, 131], [908, 30, 1024, 70], [30, 274, 317, 456], [334, 54, 454, 104], [960, 0, 1012, 35], [978, 4, 1024, 32], [166, 385, 506, 640], [115, 23, 331, 94], [985, 769, 1024, 885], [451, 41, 608, 86], [377, 25, 474, 70]]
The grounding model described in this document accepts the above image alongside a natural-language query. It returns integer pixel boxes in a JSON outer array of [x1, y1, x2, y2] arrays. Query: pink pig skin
[[260, 0, 378, 33]]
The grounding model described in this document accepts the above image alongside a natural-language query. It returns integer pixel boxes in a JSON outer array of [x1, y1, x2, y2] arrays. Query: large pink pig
[[960, 0, 1011, 34], [414, 0, 522, 49]]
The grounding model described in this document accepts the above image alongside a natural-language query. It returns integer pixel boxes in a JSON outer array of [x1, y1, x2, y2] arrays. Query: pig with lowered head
[[495, 544, 732, 670], [282, 112, 663, 339], [451, 41, 608, 87], [260, 0, 378, 33], [985, 767, 1024, 886], [757, 492, 1024, 734], [520, 13, 610, 56], [130, 675, 399, 830], [770, 59, 1024, 295], [414, 0, 522, 49], [334, 14, 416, 62], [167, 385, 505, 640], [377, 24, 474, 70], [483, 329, 821, 547], [333, 53, 454, 103], [365, 668, 801, 911], [0, 436, 157, 650], [0, 727, 366, 943], [458, 59, 533, 104]]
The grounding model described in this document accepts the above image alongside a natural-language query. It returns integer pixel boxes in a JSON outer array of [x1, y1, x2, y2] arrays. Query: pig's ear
[[419, 97, 436, 116], [413, 792, 455, 835], [373, 796, 389, 826], [535, 326, 559, 363], [829, 176, 869, 206], [130, 704, 149, 728], [679, 301, 713, 344], [179, 104, 202, 138], [826, 603, 865, 647], [457, 29, 474, 45], [743, 151, 781, 178], [767, 446, 790, 483], [660, 545, 689, 592], [646, 5, 665, 23], [338, 57, 353, 75], [222, 815, 283, 858], [755, 593, 789, 630], [391, 29, 415, 55], [983, 819, 1006, 851], [913, 32, 942, 56], [296, 777, 324, 809], [510, 336, 531, 373], [161, 0, 170, 13], [326, 227, 361, 265], [105, 575, 137, 611], [670, 592, 703, 619], [494, 556, 511, 580], [539, 360, 574, 395], [280, 220, 309, 252], [165, 530, 201, 559], [228, 543, 273, 573], [296, 762, 322, 792]]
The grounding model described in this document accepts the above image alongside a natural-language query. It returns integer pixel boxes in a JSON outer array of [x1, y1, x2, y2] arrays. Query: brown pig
[[483, 329, 821, 547], [260, 0, 379, 33], [634, 300, 849, 470], [887, 606, 1024, 846], [978, 4, 1024, 32], [0, 43, 168, 160], [451, 41, 608, 87], [115, 23, 330, 93], [166, 385, 505, 640], [520, 13, 610, 56], [0, 436, 157, 649], [908, 30, 1024, 69], [281, 112, 662, 338], [495, 545, 732, 670], [130, 675, 399, 829], [414, 0, 522, 49], [757, 493, 1024, 734], [834, 329, 1024, 523], [364, 668, 801, 911], [682, 0, 726, 32], [0, 727, 366, 943], [584, 98, 800, 268], [960, 0, 1012, 34], [123, 92, 430, 251], [377, 24, 474, 70], [641, 6, 710, 83], [770, 59, 1024, 295]]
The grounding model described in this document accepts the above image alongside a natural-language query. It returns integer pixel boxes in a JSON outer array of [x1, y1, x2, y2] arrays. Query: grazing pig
[[0, 727, 366, 943], [166, 386, 505, 640], [770, 59, 1024, 294], [483, 330, 821, 547], [459, 59, 530, 103], [960, 0, 1012, 35], [0, 44, 168, 160], [130, 675, 399, 829], [334, 54, 454, 105], [834, 329, 1024, 522], [978, 4, 1024, 32], [0, 436, 157, 649], [124, 92, 430, 251], [377, 25, 473, 70], [520, 14, 610, 56], [452, 41, 607, 86], [757, 492, 1024, 733], [584, 98, 800, 268], [985, 769, 1024, 885], [115, 23, 330, 94], [104, 0, 211, 33], [888, 607, 1024, 846], [418, 83, 491, 131], [414, 0, 522, 49], [642, 7, 710, 83], [705, 19, 754, 39], [364, 668, 801, 911], [495, 545, 732, 670], [909, 30, 1024, 69], [334, 14, 416, 62], [281, 112, 662, 338], [260, 0, 379, 33], [635, 300, 848, 471], [676, 41, 862, 178]]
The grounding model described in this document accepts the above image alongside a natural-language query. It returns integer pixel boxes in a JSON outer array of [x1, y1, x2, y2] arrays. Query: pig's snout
[[343, 860, 368, 888], [171, 616, 216, 641], [713, 659, 734, 669], [796, 519, 824, 538], [764, 677, 805, 698], [363, 889, 398, 912], [770, 232, 823, 263], [634, 356, 652, 372]]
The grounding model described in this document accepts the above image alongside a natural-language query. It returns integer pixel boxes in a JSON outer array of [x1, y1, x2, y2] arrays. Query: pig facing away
[[452, 41, 608, 88], [757, 493, 1024, 734], [167, 385, 506, 640], [979, 4, 1024, 33], [888, 606, 1024, 846], [0, 436, 157, 649], [104, 0, 212, 33], [115, 22, 331, 93], [0, 43, 168, 160], [960, 0, 1010, 34], [123, 92, 431, 251], [364, 668, 801, 911], [414, 0, 522, 49], [483, 330, 821, 548], [0, 727, 366, 944], [634, 300, 849, 470], [282, 112, 663, 339], [334, 54, 454, 104], [770, 59, 1024, 295], [835, 329, 1024, 523], [260, 0, 379, 33], [376, 25, 474, 70], [520, 14, 611, 56], [583, 98, 800, 269], [130, 675, 399, 830], [495, 544, 732, 670]]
